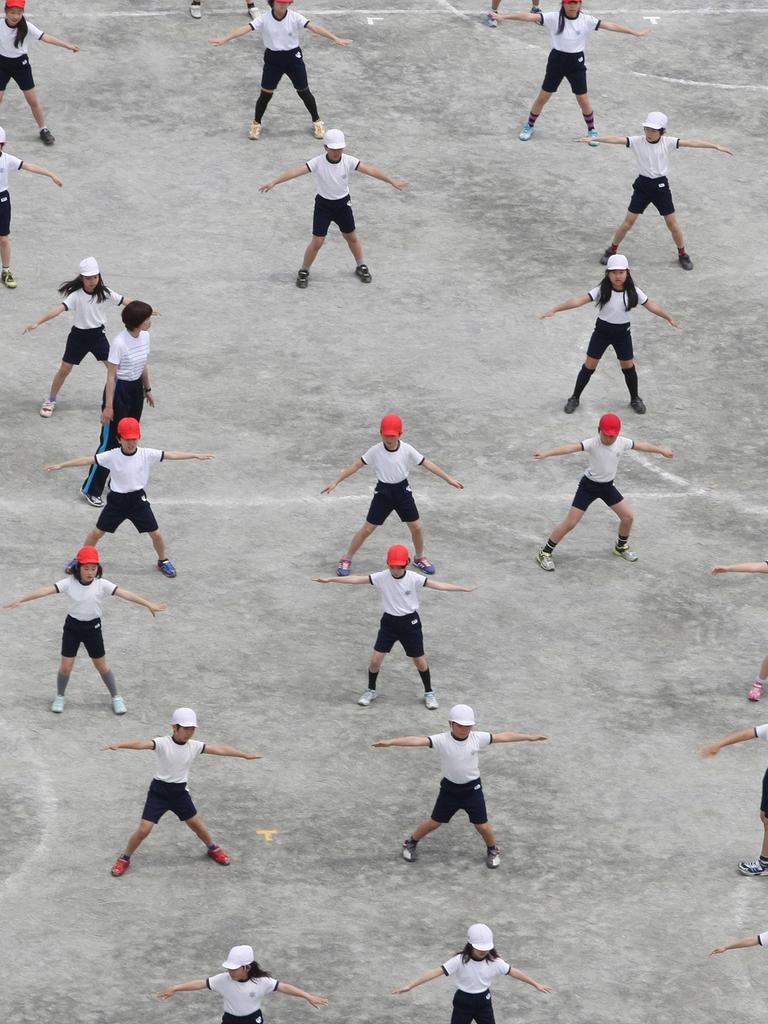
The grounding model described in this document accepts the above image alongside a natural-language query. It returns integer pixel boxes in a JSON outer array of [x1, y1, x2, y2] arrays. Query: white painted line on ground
[[632, 70, 768, 91], [631, 452, 702, 491], [0, 747, 57, 901]]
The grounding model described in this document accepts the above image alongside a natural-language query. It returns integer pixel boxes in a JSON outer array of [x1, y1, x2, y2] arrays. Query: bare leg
[[185, 813, 215, 847], [83, 527, 106, 547], [22, 87, 46, 130], [368, 650, 387, 673], [475, 821, 498, 847], [123, 819, 155, 856], [663, 212, 686, 249], [341, 230, 364, 264], [547, 506, 586, 546], [413, 655, 428, 672], [610, 499, 634, 538], [758, 654, 768, 680], [761, 811, 768, 858], [148, 530, 167, 561], [610, 212, 639, 249], [0, 234, 11, 268], [345, 521, 377, 559], [302, 236, 325, 269], [48, 361, 75, 400], [412, 817, 442, 842], [406, 518, 424, 558], [575, 92, 593, 118], [529, 88, 553, 117]]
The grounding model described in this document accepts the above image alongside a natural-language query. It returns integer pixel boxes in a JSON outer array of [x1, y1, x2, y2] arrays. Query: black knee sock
[[617, 533, 630, 549], [297, 88, 319, 122], [56, 672, 70, 696], [622, 365, 639, 400], [571, 364, 594, 400], [542, 538, 558, 554], [368, 670, 378, 691], [254, 91, 273, 123], [418, 668, 432, 693]]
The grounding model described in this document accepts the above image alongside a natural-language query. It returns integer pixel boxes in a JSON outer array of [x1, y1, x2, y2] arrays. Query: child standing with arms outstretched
[[314, 544, 477, 709], [3, 545, 166, 715], [394, 923, 551, 1019], [534, 412, 673, 571], [539, 253, 680, 415], [322, 413, 463, 576], [585, 111, 733, 271], [374, 704, 547, 869], [104, 707, 261, 877], [711, 561, 768, 702]]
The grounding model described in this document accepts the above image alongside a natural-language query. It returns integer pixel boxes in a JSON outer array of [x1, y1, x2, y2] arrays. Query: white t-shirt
[[63, 288, 123, 330], [627, 135, 680, 178], [758, 933, 768, 947], [540, 10, 599, 52], [0, 19, 44, 59], [250, 9, 308, 50], [589, 286, 648, 325], [754, 724, 768, 741], [108, 328, 150, 381], [207, 974, 278, 1015], [370, 569, 427, 616], [428, 730, 493, 784], [306, 153, 361, 201], [0, 152, 22, 192], [361, 441, 425, 483], [581, 435, 634, 482], [94, 447, 164, 493], [55, 577, 117, 621], [152, 735, 205, 783], [442, 955, 511, 993]]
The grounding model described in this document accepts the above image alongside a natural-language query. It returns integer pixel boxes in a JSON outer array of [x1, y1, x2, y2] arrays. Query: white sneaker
[[51, 695, 65, 713], [39, 399, 55, 418], [312, 119, 325, 139], [111, 696, 127, 715], [358, 689, 378, 707], [536, 547, 555, 571], [613, 545, 639, 562], [248, 121, 262, 140], [484, 12, 497, 26], [189, 1, 202, 18], [424, 690, 439, 710]]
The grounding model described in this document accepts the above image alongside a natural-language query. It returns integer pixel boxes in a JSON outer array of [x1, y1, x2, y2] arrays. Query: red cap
[[117, 417, 141, 439], [380, 413, 403, 437], [386, 544, 410, 567], [76, 545, 101, 565], [598, 412, 622, 437], [6, 0, 26, 8]]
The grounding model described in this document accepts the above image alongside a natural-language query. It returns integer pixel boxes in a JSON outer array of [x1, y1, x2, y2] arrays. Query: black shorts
[[541, 48, 587, 94], [366, 479, 419, 525], [141, 778, 197, 823], [572, 474, 624, 511], [374, 611, 425, 658], [61, 615, 105, 659], [0, 53, 35, 92], [586, 319, 634, 361], [63, 326, 110, 366], [431, 777, 488, 825], [761, 768, 768, 815], [628, 174, 675, 216], [451, 989, 495, 1024], [0, 190, 11, 236], [96, 489, 159, 534], [261, 46, 309, 90], [222, 1012, 264, 1024], [312, 194, 356, 237]]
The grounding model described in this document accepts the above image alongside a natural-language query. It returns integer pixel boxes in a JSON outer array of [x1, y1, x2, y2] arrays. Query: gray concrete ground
[[1, 2, 768, 1021]]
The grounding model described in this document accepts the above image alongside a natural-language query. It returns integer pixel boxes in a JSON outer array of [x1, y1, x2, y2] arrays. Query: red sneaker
[[207, 845, 230, 865], [111, 855, 130, 877]]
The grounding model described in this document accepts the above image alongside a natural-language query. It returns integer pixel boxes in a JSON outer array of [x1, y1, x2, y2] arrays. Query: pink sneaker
[[748, 680, 763, 702]]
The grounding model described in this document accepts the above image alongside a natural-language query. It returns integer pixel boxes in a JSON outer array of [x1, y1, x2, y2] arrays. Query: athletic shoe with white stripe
[[39, 399, 55, 417], [358, 689, 378, 707], [158, 559, 177, 578], [424, 691, 439, 710], [738, 858, 768, 876], [51, 695, 65, 713], [189, 1, 202, 18], [486, 845, 501, 869], [81, 488, 104, 508], [484, 12, 497, 26], [536, 547, 555, 571], [613, 545, 639, 562], [402, 837, 418, 862], [519, 122, 534, 142], [112, 696, 127, 715]]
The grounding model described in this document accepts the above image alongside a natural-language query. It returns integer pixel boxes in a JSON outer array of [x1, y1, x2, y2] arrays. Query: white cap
[[467, 924, 494, 951], [642, 111, 668, 130], [222, 945, 254, 969], [0, 126, 5, 144], [449, 703, 476, 726], [79, 257, 100, 277], [172, 707, 197, 727], [323, 128, 346, 149], [605, 254, 629, 271]]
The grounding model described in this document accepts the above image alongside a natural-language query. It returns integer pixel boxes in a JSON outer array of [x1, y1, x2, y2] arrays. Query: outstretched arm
[[533, 444, 582, 460], [306, 22, 352, 46], [424, 580, 478, 593], [24, 303, 67, 333], [162, 452, 215, 461], [373, 736, 430, 748], [643, 299, 680, 329], [421, 458, 463, 489], [712, 563, 768, 575], [276, 982, 328, 1008], [710, 936, 761, 955], [679, 139, 734, 156], [577, 134, 627, 146], [633, 441, 674, 458], [539, 295, 592, 318], [313, 575, 370, 584], [113, 588, 168, 617], [259, 166, 311, 192], [493, 12, 541, 23], [493, 731, 548, 743], [600, 21, 650, 36], [702, 729, 758, 758], [4, 585, 57, 608], [393, 967, 444, 994], [321, 458, 365, 493], [102, 739, 155, 751], [41, 33, 80, 52], [357, 163, 409, 191], [508, 967, 552, 992], [204, 745, 262, 759], [157, 980, 208, 999], [45, 455, 96, 471], [209, 24, 252, 45], [22, 162, 63, 187]]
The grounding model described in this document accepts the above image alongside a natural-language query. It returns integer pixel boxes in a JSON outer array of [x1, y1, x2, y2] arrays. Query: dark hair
[[597, 270, 638, 312], [557, 1, 580, 33], [8, 10, 28, 49], [246, 961, 272, 981], [58, 274, 112, 302], [72, 562, 103, 582], [121, 300, 152, 330], [460, 943, 499, 964]]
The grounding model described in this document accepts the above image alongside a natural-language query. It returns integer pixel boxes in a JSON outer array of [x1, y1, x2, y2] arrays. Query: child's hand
[[312, 577, 334, 583], [101, 743, 120, 751], [447, 477, 464, 489], [390, 179, 409, 191], [711, 566, 729, 575], [242, 752, 263, 760], [101, 406, 114, 424], [51, 175, 64, 187], [463, 585, 480, 592], [3, 599, 21, 608], [533, 451, 547, 460], [23, 322, 38, 333], [335, 37, 353, 46], [156, 989, 175, 1000], [306, 995, 329, 1008], [44, 463, 62, 472], [321, 482, 336, 494], [208, 38, 227, 45], [145, 392, 156, 408], [718, 146, 735, 156], [392, 985, 411, 994], [534, 983, 553, 993], [668, 318, 682, 329], [709, 946, 729, 956], [68, 44, 81, 53], [259, 181, 276, 193], [659, 447, 674, 459], [148, 602, 168, 616], [529, 735, 548, 742], [195, 453, 215, 460], [701, 744, 721, 758], [372, 740, 390, 748], [539, 310, 556, 319]]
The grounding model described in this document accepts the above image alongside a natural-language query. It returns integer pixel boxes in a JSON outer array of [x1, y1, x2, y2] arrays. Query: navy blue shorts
[[0, 190, 11, 236], [586, 319, 634, 361], [572, 474, 624, 511], [629, 174, 675, 216], [366, 479, 419, 525], [96, 489, 159, 534], [451, 989, 495, 1024], [222, 1012, 263, 1024], [261, 46, 308, 91], [761, 768, 768, 815], [312, 194, 356, 237], [374, 611, 425, 657], [141, 779, 197, 823], [61, 615, 105, 659], [431, 777, 488, 825], [63, 326, 110, 366], [0, 54, 35, 92], [541, 49, 587, 94]]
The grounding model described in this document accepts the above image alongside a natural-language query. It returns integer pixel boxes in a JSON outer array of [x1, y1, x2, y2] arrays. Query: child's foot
[[519, 122, 534, 142], [248, 120, 262, 140], [157, 559, 177, 578], [51, 695, 65, 713], [738, 857, 768, 876], [563, 396, 579, 414], [600, 247, 614, 265], [2, 269, 17, 289], [312, 119, 325, 139], [39, 398, 56, 418], [111, 695, 127, 715], [424, 690, 439, 711], [39, 128, 55, 146], [486, 845, 502, 869], [678, 253, 694, 271], [613, 544, 639, 562], [536, 547, 555, 572], [207, 845, 231, 865], [484, 12, 497, 26], [111, 854, 130, 877], [748, 680, 763, 702], [413, 556, 435, 575], [337, 556, 351, 576], [587, 128, 599, 147], [355, 263, 372, 283], [189, 0, 202, 17], [402, 837, 418, 862], [296, 268, 310, 289], [358, 688, 378, 707], [630, 396, 646, 414], [81, 487, 104, 508], [530, 4, 542, 11]]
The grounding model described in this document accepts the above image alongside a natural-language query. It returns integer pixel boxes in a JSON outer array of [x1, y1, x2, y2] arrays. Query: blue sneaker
[[484, 12, 497, 26], [587, 128, 599, 147], [530, 5, 542, 12], [413, 556, 435, 575], [65, 557, 77, 575], [337, 557, 352, 577], [519, 122, 534, 142], [738, 858, 768, 876], [157, 559, 177, 578]]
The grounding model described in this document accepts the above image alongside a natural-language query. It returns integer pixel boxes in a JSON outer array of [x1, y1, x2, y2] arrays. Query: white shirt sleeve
[[94, 449, 119, 469], [107, 336, 124, 366], [475, 731, 493, 750], [429, 732, 447, 753], [588, 286, 601, 303], [207, 973, 228, 993], [190, 739, 205, 760], [343, 153, 361, 174], [665, 136, 680, 152], [541, 11, 558, 30], [758, 933, 768, 946], [27, 21, 45, 40], [636, 287, 648, 305], [441, 954, 462, 976], [618, 436, 634, 454], [55, 578, 72, 595], [584, 14, 600, 31], [107, 289, 124, 306], [99, 579, 119, 597], [250, 13, 265, 30], [405, 443, 425, 467], [755, 724, 768, 740], [4, 154, 23, 173], [144, 448, 165, 466], [306, 154, 323, 175], [360, 444, 377, 465], [581, 436, 597, 454], [493, 958, 511, 976]]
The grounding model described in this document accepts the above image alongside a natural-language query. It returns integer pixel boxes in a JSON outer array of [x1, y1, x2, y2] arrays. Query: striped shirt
[[108, 328, 150, 381]]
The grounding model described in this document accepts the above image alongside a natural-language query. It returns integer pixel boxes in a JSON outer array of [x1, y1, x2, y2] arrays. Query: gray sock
[[100, 669, 118, 697], [56, 672, 70, 696]]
